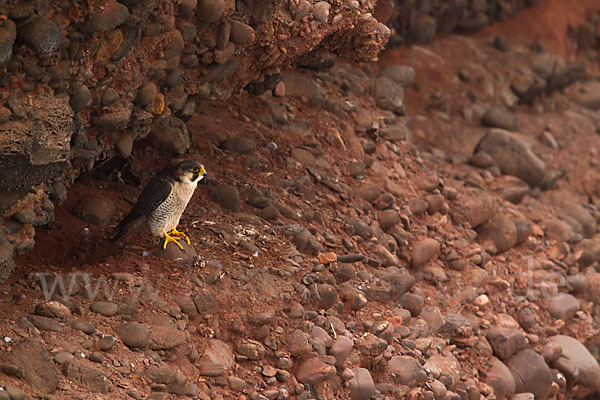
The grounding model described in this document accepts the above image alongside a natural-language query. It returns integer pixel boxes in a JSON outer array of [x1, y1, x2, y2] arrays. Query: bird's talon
[[163, 231, 184, 250], [169, 228, 191, 246], [170, 228, 185, 236]]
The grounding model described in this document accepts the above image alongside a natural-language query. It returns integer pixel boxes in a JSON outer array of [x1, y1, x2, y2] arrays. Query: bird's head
[[175, 160, 207, 185]]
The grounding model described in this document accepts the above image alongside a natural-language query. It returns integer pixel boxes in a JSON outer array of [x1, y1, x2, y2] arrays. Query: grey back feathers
[[109, 174, 175, 242]]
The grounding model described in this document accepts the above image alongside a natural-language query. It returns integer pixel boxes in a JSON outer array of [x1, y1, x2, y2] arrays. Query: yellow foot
[[168, 228, 191, 246], [163, 231, 184, 250]]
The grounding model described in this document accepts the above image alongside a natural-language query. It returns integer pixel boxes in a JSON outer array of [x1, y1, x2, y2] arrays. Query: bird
[[110, 159, 207, 250]]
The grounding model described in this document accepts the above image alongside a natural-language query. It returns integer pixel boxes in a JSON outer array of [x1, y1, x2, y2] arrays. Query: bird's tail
[[108, 219, 135, 243]]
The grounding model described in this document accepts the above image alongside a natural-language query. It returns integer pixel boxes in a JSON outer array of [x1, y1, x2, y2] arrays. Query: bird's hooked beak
[[194, 167, 207, 182]]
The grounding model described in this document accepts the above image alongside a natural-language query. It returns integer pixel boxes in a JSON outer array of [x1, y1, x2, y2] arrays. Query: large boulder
[[486, 357, 516, 400], [473, 129, 545, 186], [548, 335, 600, 396], [507, 349, 553, 399]]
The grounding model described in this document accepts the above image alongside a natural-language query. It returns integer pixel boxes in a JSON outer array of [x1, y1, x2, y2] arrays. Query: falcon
[[110, 159, 207, 250]]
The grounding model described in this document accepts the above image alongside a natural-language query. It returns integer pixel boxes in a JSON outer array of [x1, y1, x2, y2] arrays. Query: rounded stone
[[316, 284, 338, 310], [411, 238, 440, 268], [486, 215, 517, 253], [71, 320, 96, 335], [0, 106, 11, 123], [378, 209, 399, 231], [177, 0, 198, 16], [197, 0, 225, 23], [135, 82, 158, 106], [93, 103, 132, 132], [69, 83, 91, 114], [98, 336, 117, 351], [379, 65, 416, 88], [470, 152, 494, 168], [482, 107, 518, 131], [295, 357, 336, 385], [387, 355, 427, 386], [209, 183, 241, 212], [399, 293, 424, 316], [374, 76, 404, 114], [114, 322, 151, 348], [228, 376, 247, 392], [34, 300, 71, 320], [86, 1, 129, 32], [91, 301, 119, 317], [115, 134, 134, 157], [19, 17, 62, 56], [155, 240, 198, 265], [75, 196, 116, 225], [101, 87, 119, 106], [312, 2, 331, 22], [230, 20, 254, 45], [216, 21, 231, 49], [220, 137, 257, 154], [150, 116, 191, 155], [349, 368, 376, 400], [4, 385, 26, 400]]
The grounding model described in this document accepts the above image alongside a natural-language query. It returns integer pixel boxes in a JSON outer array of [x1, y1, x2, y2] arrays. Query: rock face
[[0, 96, 74, 214], [0, 19, 16, 66], [386, 0, 535, 47], [0, 0, 392, 279], [0, 0, 543, 288], [473, 129, 545, 186]]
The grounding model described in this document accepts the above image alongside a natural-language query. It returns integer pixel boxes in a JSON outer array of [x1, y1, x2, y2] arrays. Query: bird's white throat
[[181, 174, 204, 187]]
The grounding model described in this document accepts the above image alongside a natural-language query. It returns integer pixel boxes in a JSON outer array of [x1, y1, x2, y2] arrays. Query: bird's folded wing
[[128, 175, 175, 218]]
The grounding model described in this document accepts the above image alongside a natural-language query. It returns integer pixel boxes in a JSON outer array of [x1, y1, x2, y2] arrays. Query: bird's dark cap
[[161, 159, 206, 178], [176, 159, 203, 170]]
